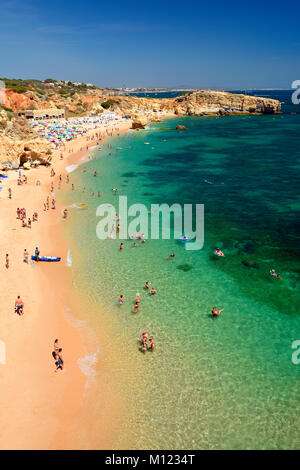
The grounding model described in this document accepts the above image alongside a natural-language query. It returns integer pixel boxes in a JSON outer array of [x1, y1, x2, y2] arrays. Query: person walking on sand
[[8, 188, 12, 199], [15, 296, 24, 315], [52, 199, 56, 209], [23, 249, 29, 264], [55, 348, 64, 371], [35, 247, 40, 262], [5, 254, 9, 269]]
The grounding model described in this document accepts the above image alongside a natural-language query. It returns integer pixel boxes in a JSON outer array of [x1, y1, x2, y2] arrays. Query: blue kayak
[[31, 256, 61, 262]]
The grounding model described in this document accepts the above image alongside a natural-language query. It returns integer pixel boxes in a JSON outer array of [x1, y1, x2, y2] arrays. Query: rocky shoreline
[[0, 89, 281, 169]]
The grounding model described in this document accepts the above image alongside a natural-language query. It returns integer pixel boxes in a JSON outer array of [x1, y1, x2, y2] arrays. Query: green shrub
[[101, 99, 116, 109]]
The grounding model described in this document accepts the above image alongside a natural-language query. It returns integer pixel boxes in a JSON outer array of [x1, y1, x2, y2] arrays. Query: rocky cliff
[[0, 111, 52, 170], [173, 90, 281, 115]]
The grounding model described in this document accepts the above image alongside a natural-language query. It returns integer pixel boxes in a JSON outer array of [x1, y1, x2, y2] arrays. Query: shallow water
[[62, 91, 300, 449]]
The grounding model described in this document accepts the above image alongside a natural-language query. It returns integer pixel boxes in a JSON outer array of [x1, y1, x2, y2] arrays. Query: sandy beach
[[0, 117, 132, 449]]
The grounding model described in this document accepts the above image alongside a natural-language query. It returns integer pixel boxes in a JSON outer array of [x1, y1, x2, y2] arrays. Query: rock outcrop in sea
[[173, 90, 281, 115]]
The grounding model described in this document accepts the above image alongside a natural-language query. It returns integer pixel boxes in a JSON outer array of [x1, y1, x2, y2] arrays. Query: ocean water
[[62, 91, 300, 449]]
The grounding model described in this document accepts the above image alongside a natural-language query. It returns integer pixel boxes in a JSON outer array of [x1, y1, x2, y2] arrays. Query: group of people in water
[[118, 281, 158, 316], [140, 331, 155, 354]]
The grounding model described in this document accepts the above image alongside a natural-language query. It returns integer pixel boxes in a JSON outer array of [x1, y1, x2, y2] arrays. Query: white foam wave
[[67, 249, 72, 267], [65, 164, 78, 173]]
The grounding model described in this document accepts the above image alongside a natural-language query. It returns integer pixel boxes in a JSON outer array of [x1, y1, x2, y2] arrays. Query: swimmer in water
[[118, 295, 124, 305], [145, 281, 151, 290], [120, 242, 124, 250], [134, 302, 139, 313], [135, 293, 141, 303], [166, 253, 175, 259], [212, 306, 224, 317], [214, 248, 225, 257], [270, 269, 282, 280], [150, 287, 157, 295]]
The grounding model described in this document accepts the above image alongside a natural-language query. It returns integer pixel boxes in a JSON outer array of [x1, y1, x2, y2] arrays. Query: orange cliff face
[[5, 89, 36, 111]]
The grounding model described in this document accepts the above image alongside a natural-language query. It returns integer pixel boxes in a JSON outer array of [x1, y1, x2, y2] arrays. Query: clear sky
[[0, 0, 299, 89]]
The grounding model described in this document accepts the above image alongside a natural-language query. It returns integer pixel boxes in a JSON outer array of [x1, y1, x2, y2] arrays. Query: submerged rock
[[242, 260, 260, 269], [177, 264, 193, 272]]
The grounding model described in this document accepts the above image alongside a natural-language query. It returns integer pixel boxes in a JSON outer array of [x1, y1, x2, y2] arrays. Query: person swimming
[[270, 269, 282, 279], [118, 295, 124, 305], [150, 287, 157, 295], [145, 281, 151, 290], [214, 248, 225, 257], [212, 306, 224, 317], [166, 253, 175, 259]]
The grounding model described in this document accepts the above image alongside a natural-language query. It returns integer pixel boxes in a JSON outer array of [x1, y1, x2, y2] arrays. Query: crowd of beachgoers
[[30, 112, 127, 149]]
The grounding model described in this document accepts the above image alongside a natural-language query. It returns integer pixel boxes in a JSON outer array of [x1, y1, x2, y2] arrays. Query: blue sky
[[0, 0, 299, 88]]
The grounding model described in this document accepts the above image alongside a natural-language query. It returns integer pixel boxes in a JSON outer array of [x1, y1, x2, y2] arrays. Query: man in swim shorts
[[15, 296, 24, 315]]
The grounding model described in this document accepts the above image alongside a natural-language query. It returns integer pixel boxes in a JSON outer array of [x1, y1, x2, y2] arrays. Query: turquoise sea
[[63, 91, 300, 449]]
